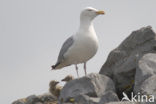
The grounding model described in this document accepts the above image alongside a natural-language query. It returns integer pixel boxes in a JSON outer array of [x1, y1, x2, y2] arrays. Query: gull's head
[[80, 7, 105, 22]]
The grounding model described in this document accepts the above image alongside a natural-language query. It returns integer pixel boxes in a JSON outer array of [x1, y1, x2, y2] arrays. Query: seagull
[[51, 7, 105, 77]]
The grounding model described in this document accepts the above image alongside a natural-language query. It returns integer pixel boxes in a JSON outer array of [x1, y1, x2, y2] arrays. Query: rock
[[34, 102, 43, 104], [61, 103, 73, 104], [105, 101, 138, 104], [12, 95, 41, 104], [134, 53, 156, 93], [12, 93, 57, 104], [99, 91, 119, 104], [38, 93, 57, 102], [99, 26, 156, 99], [59, 73, 115, 103], [138, 75, 156, 102], [44, 101, 58, 104], [26, 95, 42, 104], [12, 99, 26, 104], [74, 94, 99, 104]]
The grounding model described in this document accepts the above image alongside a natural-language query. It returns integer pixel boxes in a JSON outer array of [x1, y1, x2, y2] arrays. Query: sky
[[0, 0, 156, 103]]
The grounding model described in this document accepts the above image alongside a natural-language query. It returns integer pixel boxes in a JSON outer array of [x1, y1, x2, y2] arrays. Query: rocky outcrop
[[134, 53, 156, 94], [99, 26, 156, 99], [98, 91, 119, 104], [12, 93, 57, 104], [71, 94, 100, 104], [59, 73, 116, 104], [105, 102, 138, 104], [135, 75, 156, 103], [12, 26, 156, 104], [141, 75, 156, 96], [133, 53, 156, 104]]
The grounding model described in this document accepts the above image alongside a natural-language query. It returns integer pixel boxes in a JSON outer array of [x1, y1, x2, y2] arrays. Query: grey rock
[[74, 94, 99, 104], [99, 26, 156, 99], [134, 53, 156, 93], [105, 102, 155, 104], [26, 95, 41, 104], [34, 102, 43, 104], [12, 100, 26, 104], [105, 101, 138, 104], [139, 75, 156, 103], [99, 91, 119, 104], [12, 93, 57, 104], [59, 73, 115, 103], [38, 93, 56, 102], [61, 103, 73, 104]]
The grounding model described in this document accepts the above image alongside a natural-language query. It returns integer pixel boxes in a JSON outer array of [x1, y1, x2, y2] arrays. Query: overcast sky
[[0, 0, 156, 103]]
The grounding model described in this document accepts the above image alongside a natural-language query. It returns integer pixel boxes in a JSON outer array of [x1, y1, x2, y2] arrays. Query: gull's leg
[[84, 62, 87, 76], [75, 64, 79, 77]]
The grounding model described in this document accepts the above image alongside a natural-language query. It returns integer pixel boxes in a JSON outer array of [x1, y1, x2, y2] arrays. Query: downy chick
[[49, 80, 62, 98]]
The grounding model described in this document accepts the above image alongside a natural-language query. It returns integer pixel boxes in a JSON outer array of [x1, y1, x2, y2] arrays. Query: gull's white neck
[[78, 19, 95, 34]]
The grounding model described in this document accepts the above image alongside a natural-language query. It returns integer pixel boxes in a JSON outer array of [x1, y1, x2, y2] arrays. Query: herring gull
[[51, 7, 105, 77]]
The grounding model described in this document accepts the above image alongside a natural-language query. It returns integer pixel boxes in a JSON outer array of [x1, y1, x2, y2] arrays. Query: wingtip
[[51, 65, 55, 70], [61, 79, 65, 81], [52, 62, 61, 70]]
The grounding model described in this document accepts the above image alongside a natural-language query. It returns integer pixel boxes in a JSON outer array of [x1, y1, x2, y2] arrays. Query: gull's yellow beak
[[96, 10, 105, 15]]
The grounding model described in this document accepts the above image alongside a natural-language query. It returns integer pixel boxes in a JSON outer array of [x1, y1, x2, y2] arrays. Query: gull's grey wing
[[57, 36, 74, 63]]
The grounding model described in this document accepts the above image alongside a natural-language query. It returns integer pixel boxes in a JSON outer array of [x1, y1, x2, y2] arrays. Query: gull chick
[[52, 7, 105, 77], [61, 75, 74, 82], [49, 80, 62, 98]]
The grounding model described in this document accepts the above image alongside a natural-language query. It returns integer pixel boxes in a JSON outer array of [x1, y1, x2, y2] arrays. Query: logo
[[121, 92, 154, 102]]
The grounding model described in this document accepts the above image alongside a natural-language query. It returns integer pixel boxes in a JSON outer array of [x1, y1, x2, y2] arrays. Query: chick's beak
[[96, 10, 105, 15], [55, 81, 59, 84]]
